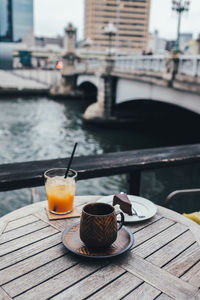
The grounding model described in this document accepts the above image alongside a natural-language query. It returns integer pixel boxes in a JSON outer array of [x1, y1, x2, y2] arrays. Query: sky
[[34, 0, 200, 40]]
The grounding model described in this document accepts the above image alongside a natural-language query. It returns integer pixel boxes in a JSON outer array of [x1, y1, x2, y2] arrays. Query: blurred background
[[0, 0, 200, 216]]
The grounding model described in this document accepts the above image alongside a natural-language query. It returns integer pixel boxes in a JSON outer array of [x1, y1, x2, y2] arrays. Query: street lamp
[[82, 37, 93, 71], [104, 22, 117, 56], [172, 0, 190, 52]]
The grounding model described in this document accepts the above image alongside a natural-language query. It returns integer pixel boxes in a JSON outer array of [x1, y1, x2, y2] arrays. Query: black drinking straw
[[64, 142, 78, 178]]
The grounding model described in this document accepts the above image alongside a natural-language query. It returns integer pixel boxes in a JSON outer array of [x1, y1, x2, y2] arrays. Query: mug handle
[[116, 210, 124, 231]]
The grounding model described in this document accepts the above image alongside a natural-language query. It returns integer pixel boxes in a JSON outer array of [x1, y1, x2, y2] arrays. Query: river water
[[0, 96, 200, 216]]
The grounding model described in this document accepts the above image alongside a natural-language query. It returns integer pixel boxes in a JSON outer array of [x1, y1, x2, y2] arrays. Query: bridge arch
[[116, 78, 200, 115], [77, 75, 97, 101], [77, 75, 99, 88], [113, 98, 200, 128]]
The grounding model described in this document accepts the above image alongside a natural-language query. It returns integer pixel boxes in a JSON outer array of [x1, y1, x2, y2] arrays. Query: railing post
[[128, 170, 141, 196]]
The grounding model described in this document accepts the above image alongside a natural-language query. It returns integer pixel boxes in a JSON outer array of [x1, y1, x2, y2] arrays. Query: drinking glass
[[44, 168, 77, 214]]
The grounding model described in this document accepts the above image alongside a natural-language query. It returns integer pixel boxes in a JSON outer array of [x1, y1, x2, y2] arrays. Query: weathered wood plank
[[181, 261, 200, 287], [34, 208, 79, 232], [119, 253, 198, 299], [0, 243, 67, 285], [14, 261, 109, 300], [0, 287, 12, 300], [146, 230, 195, 267], [4, 215, 39, 232], [158, 206, 200, 247], [132, 222, 188, 258], [0, 220, 7, 237], [0, 232, 61, 270], [0, 220, 49, 244], [0, 201, 45, 224], [3, 254, 78, 297], [0, 225, 58, 256], [127, 214, 162, 232], [84, 272, 142, 300], [133, 217, 175, 247], [51, 264, 126, 300], [1, 143, 200, 191], [155, 294, 174, 300], [194, 289, 200, 300], [164, 243, 200, 278], [123, 282, 161, 300]]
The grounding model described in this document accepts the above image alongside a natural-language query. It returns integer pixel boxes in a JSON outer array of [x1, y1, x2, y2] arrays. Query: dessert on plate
[[113, 193, 133, 216]]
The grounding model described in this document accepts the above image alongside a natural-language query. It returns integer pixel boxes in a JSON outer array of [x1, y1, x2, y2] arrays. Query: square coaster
[[46, 207, 80, 220]]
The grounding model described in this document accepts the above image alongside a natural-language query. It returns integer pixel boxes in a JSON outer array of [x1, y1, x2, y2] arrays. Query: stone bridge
[[52, 53, 200, 123]]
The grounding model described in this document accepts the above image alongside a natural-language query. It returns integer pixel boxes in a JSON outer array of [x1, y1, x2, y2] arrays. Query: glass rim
[[44, 168, 77, 179]]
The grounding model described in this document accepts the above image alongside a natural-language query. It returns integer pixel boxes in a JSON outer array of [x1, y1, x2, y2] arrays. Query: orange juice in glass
[[44, 168, 77, 214]]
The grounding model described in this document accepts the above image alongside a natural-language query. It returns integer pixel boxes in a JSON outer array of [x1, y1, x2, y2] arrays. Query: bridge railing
[[76, 58, 100, 73], [178, 55, 200, 77], [113, 55, 166, 73], [76, 55, 200, 78], [11, 69, 62, 87]]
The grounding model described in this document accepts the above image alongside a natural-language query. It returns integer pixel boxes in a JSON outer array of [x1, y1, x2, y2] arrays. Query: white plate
[[97, 195, 157, 222]]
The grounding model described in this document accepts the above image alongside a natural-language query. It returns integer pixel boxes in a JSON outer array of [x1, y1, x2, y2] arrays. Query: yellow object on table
[[183, 212, 200, 225]]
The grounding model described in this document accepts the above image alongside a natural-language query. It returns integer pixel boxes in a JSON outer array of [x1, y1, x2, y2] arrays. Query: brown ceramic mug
[[80, 202, 124, 248]]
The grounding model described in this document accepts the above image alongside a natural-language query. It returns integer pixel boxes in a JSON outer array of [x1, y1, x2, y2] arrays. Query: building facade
[[84, 0, 151, 53], [0, 0, 33, 42], [149, 30, 167, 54]]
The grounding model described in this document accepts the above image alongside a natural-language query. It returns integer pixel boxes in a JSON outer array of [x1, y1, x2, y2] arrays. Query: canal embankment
[[0, 69, 61, 96]]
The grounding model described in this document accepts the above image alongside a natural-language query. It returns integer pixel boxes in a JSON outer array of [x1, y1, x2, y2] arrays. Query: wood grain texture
[[0, 220, 7, 237], [35, 208, 79, 232], [123, 282, 161, 300], [132, 222, 188, 258], [194, 290, 200, 300], [158, 206, 200, 247], [3, 215, 39, 232], [88, 272, 142, 300], [133, 217, 175, 247], [181, 261, 200, 287], [1, 144, 200, 191], [146, 230, 195, 267], [51, 264, 126, 300], [127, 213, 162, 232], [0, 220, 49, 244], [155, 294, 174, 300], [0, 243, 67, 285], [0, 201, 45, 223], [164, 243, 200, 278], [0, 232, 61, 270], [0, 196, 200, 300], [120, 253, 198, 299], [0, 287, 12, 300], [0, 225, 59, 256], [14, 261, 109, 300], [3, 254, 78, 297]]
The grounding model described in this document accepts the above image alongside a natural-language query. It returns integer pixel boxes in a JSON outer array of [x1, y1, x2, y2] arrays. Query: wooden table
[[0, 196, 200, 300]]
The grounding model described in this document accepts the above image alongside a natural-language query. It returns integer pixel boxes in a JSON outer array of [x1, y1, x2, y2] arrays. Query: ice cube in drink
[[44, 169, 77, 214]]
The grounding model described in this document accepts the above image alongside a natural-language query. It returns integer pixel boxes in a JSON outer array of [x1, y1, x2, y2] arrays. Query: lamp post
[[172, 0, 190, 52], [82, 37, 93, 72], [104, 22, 117, 56]]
